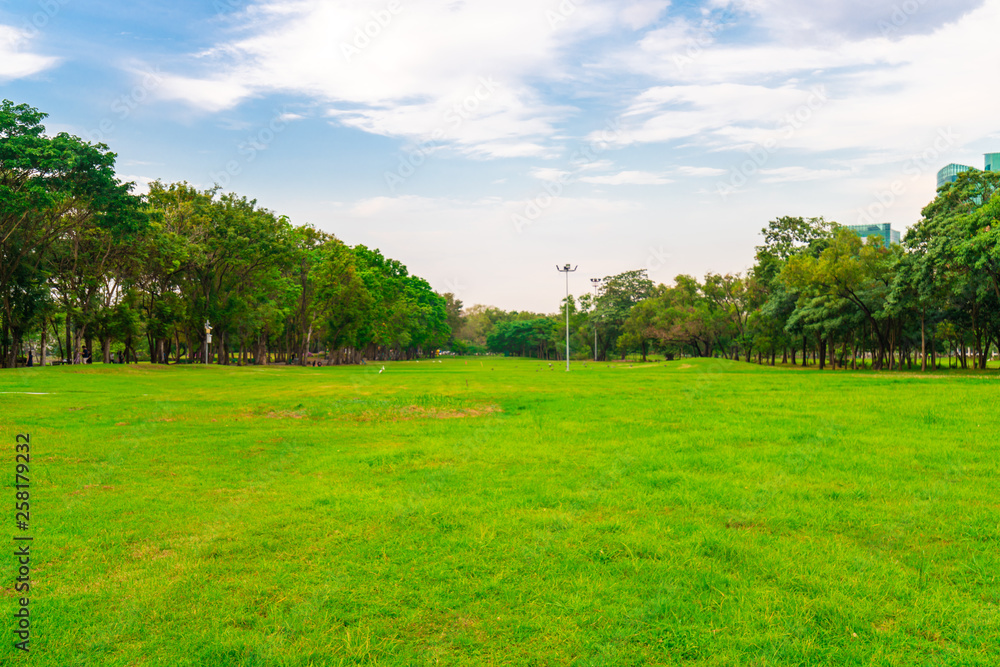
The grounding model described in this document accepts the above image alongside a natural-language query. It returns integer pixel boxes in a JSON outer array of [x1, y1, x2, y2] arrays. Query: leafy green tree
[[311, 234, 369, 364], [1, 100, 144, 367], [487, 318, 555, 358], [592, 269, 654, 360], [783, 228, 901, 369]]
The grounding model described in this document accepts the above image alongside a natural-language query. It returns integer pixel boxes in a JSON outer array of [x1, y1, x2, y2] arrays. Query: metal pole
[[556, 264, 577, 371], [204, 320, 212, 365], [565, 270, 570, 372]]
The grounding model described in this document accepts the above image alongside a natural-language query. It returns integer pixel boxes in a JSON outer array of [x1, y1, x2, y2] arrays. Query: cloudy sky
[[2, 0, 997, 311]]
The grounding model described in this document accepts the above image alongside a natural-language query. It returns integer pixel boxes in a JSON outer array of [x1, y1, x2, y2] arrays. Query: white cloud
[[530, 167, 572, 182], [674, 166, 729, 177], [606, 0, 1000, 163], [577, 159, 615, 172], [0, 25, 59, 80], [154, 0, 668, 159], [158, 74, 252, 113], [121, 175, 157, 195], [579, 170, 673, 185], [757, 166, 853, 183], [729, 0, 984, 42]]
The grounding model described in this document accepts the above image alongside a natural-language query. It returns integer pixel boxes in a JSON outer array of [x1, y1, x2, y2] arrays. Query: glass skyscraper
[[936, 153, 999, 189], [845, 223, 901, 246], [936, 163, 973, 189]]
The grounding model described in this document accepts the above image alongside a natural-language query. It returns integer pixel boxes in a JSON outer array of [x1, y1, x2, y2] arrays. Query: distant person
[[27, 350, 33, 367]]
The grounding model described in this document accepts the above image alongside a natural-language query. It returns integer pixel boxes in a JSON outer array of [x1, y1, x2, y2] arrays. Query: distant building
[[936, 163, 973, 189], [845, 223, 901, 246], [936, 153, 999, 189]]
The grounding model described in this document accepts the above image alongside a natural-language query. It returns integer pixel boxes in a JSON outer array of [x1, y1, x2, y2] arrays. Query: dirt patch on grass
[[131, 545, 174, 561], [348, 402, 503, 422], [265, 410, 306, 419], [398, 404, 503, 420]]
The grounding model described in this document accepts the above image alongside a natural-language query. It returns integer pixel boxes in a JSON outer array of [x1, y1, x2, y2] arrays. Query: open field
[[2, 358, 999, 665]]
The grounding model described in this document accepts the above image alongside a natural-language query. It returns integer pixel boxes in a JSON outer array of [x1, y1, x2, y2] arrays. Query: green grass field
[[2, 358, 999, 665]]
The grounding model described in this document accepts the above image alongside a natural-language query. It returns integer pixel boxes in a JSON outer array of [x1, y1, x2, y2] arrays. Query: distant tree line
[[5, 98, 998, 371], [453, 170, 1000, 371], [1, 100, 449, 368], [445, 269, 654, 361]]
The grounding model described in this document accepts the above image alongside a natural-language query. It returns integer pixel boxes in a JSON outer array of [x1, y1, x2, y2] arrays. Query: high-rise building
[[936, 153, 999, 189], [845, 223, 901, 246], [936, 163, 973, 189]]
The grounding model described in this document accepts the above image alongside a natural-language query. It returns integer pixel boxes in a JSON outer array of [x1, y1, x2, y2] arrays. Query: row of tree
[[453, 170, 999, 371], [441, 269, 654, 361], [1, 100, 450, 368], [5, 98, 997, 371], [615, 170, 999, 370]]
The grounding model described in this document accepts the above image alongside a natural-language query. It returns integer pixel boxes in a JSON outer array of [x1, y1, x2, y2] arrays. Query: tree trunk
[[38, 324, 46, 368], [65, 311, 72, 364], [73, 324, 85, 365], [921, 308, 926, 372], [300, 324, 313, 366]]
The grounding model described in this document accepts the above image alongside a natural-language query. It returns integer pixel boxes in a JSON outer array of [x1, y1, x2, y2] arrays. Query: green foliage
[[2, 100, 449, 367], [486, 318, 556, 357], [592, 269, 654, 360], [1, 100, 145, 367]]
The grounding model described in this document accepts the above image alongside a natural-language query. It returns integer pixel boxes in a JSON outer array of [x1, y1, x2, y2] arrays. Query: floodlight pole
[[590, 277, 602, 361], [204, 320, 212, 365], [556, 264, 577, 371]]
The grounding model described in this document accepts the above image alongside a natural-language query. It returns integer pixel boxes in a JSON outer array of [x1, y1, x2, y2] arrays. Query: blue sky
[[2, 0, 997, 311]]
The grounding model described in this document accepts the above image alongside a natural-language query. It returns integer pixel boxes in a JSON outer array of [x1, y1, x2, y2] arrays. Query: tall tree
[[1, 100, 144, 367]]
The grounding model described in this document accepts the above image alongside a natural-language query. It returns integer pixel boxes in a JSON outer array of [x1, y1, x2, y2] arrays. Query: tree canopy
[[1, 101, 449, 368]]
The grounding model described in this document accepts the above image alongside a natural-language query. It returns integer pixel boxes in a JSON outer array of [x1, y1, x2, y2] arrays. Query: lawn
[[2, 358, 999, 665]]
